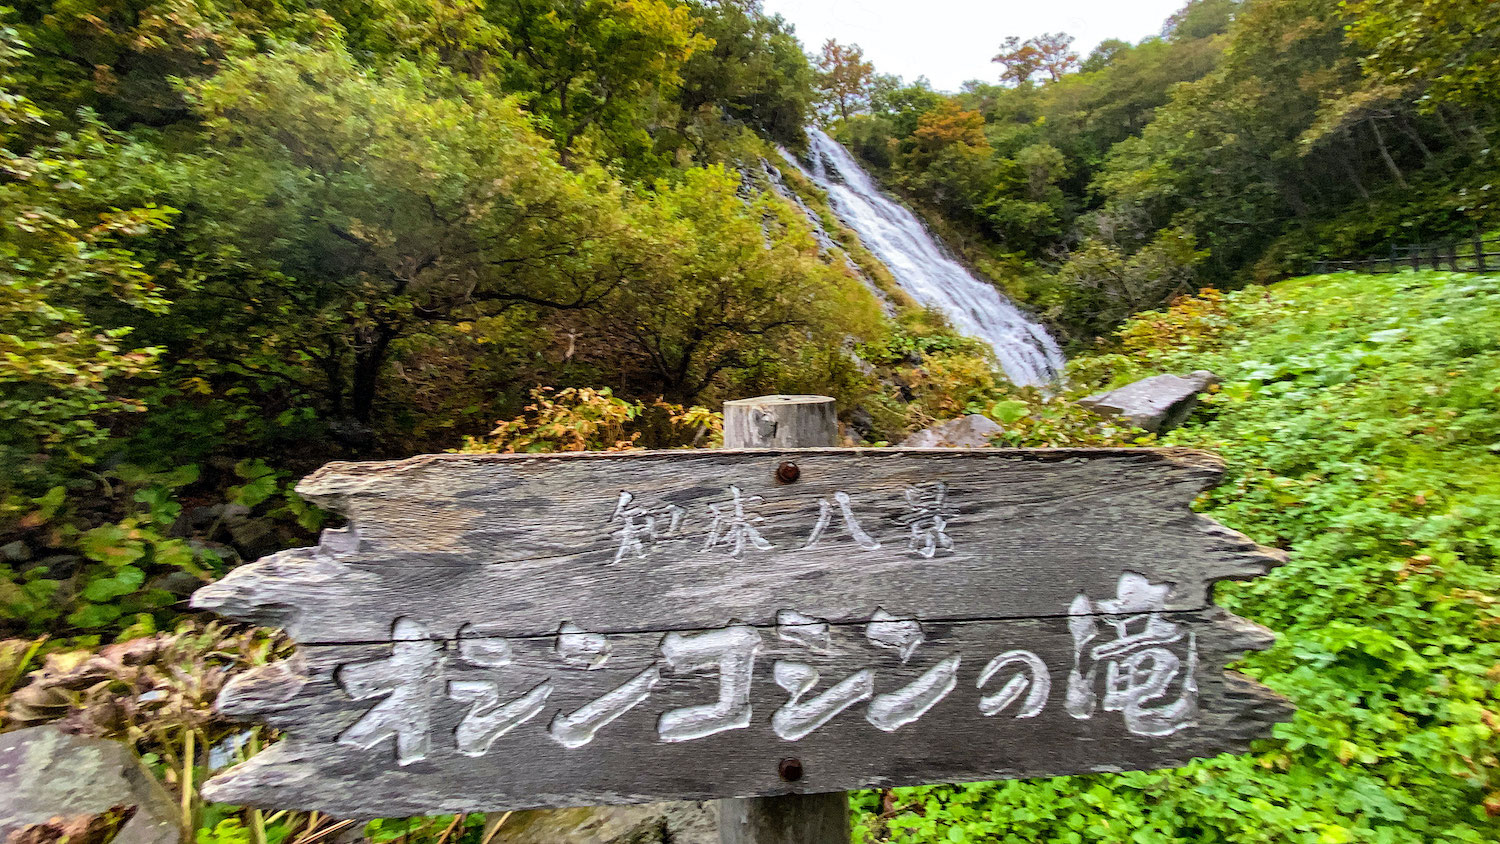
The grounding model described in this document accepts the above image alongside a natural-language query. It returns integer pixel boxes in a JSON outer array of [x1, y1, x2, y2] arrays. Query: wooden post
[[1475, 236, 1487, 272], [719, 394, 848, 844], [720, 793, 851, 844], [1410, 246, 1421, 272], [723, 394, 838, 450]]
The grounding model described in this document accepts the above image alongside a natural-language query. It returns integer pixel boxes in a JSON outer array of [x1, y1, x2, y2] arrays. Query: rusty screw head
[[776, 461, 801, 484], [778, 757, 804, 782]]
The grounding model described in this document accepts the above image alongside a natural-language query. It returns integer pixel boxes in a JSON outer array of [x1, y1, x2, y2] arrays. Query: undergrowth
[[855, 271, 1500, 842]]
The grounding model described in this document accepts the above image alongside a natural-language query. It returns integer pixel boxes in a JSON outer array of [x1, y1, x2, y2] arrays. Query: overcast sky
[[759, 0, 1190, 92]]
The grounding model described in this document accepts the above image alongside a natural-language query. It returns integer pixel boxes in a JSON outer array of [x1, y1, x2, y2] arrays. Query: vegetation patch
[[855, 271, 1500, 842]]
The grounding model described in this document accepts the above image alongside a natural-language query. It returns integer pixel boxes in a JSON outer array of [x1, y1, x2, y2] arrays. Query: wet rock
[[225, 517, 284, 560], [148, 571, 204, 597], [183, 505, 223, 534], [2, 540, 32, 563], [36, 555, 81, 579], [327, 417, 375, 450], [899, 414, 1003, 448], [1077, 370, 1219, 434], [0, 724, 182, 844], [215, 505, 289, 560], [847, 406, 876, 441], [489, 801, 717, 844], [187, 539, 241, 568]]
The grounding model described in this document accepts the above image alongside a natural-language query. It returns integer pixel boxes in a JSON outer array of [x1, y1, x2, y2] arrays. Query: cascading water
[[784, 128, 1066, 386]]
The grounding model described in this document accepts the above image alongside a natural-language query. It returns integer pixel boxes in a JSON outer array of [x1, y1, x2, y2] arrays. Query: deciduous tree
[[815, 39, 874, 121]]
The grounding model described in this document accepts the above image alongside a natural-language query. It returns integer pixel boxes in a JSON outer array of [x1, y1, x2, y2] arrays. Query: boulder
[[224, 516, 285, 560], [1077, 370, 1219, 434], [846, 406, 876, 441], [0, 725, 182, 844], [898, 414, 1003, 448], [489, 802, 717, 844]]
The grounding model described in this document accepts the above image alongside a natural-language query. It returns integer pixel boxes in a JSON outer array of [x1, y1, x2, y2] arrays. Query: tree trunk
[[1394, 114, 1435, 163], [1368, 118, 1408, 188], [1338, 145, 1372, 202], [350, 325, 398, 424]]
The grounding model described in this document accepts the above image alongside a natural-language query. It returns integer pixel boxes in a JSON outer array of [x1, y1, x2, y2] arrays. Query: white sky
[[760, 0, 1190, 92]]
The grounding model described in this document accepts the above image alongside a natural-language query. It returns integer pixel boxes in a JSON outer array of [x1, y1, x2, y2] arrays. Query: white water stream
[[784, 128, 1065, 386]]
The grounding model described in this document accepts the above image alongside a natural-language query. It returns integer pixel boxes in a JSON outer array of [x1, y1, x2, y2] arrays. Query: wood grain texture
[[193, 442, 1292, 817], [722, 393, 846, 844], [719, 793, 849, 844], [200, 609, 1287, 816], [723, 396, 838, 449], [192, 448, 1281, 644]]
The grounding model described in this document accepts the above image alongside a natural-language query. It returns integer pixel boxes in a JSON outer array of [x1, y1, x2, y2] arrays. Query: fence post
[[718, 395, 849, 844], [1448, 243, 1459, 271], [1389, 246, 1399, 273], [1476, 237, 1487, 272], [1410, 246, 1421, 272], [1429, 245, 1441, 271]]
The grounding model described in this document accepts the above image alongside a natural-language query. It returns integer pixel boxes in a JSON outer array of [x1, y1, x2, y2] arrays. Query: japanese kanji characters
[[897, 481, 956, 558], [702, 485, 774, 558], [608, 482, 960, 561], [803, 491, 881, 550], [607, 492, 684, 564], [1065, 572, 1200, 737]]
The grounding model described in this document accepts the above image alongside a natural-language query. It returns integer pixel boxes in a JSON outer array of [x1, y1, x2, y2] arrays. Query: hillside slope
[[857, 271, 1500, 842]]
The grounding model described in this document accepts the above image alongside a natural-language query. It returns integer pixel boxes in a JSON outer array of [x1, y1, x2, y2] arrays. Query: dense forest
[[0, 0, 1497, 841], [829, 0, 1500, 339]]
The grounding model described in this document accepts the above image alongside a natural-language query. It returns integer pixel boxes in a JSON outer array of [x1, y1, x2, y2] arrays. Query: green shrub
[[856, 271, 1500, 842]]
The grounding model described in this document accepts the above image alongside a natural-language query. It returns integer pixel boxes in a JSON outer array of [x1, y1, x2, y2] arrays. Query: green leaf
[[32, 486, 66, 521], [78, 523, 146, 567], [990, 399, 1030, 424], [67, 601, 123, 629], [81, 566, 145, 601]]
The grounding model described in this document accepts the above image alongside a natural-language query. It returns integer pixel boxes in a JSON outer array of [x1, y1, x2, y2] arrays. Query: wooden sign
[[193, 446, 1290, 817]]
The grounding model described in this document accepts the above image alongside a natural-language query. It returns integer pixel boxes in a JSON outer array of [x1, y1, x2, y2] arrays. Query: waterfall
[[783, 128, 1065, 386]]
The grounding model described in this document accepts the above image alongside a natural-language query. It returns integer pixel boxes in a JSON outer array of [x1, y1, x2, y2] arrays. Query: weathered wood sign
[[193, 443, 1291, 818]]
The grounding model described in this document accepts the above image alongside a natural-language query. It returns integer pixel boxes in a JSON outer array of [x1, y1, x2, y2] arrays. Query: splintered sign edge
[[193, 447, 1291, 815]]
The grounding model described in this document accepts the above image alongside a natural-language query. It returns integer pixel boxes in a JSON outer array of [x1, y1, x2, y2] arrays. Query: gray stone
[[0, 724, 182, 844], [1, 541, 32, 563], [36, 555, 81, 579], [898, 414, 1003, 448], [1077, 370, 1219, 434], [184, 505, 223, 533], [490, 801, 717, 844], [847, 406, 876, 441], [149, 571, 205, 597], [223, 517, 288, 560], [187, 539, 241, 568]]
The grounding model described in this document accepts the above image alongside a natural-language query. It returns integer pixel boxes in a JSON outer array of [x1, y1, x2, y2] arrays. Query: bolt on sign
[[193, 446, 1292, 817]]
